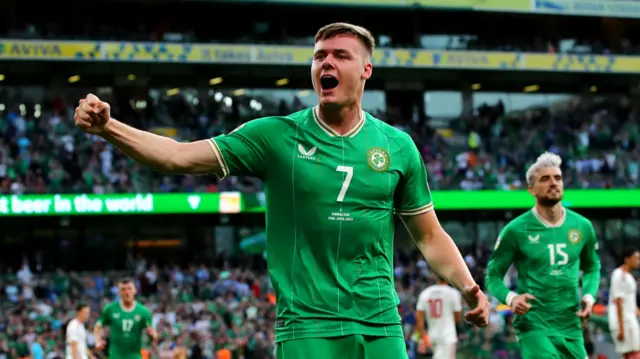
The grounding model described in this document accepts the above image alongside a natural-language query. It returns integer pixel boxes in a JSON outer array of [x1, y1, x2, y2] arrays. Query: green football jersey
[[210, 107, 433, 342], [97, 301, 152, 359], [485, 208, 601, 339]]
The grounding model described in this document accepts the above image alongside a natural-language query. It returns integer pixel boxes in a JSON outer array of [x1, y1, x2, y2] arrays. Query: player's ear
[[362, 59, 372, 81], [527, 185, 535, 196]]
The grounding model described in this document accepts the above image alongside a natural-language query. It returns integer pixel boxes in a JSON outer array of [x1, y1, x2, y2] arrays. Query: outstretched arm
[[76, 94, 220, 175], [102, 119, 220, 175]]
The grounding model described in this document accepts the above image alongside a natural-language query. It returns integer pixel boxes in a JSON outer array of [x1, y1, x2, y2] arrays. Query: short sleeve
[[208, 118, 276, 179], [610, 270, 625, 300], [416, 291, 428, 311], [97, 305, 110, 326], [66, 322, 81, 343], [452, 291, 462, 312], [394, 138, 433, 216], [144, 309, 153, 328]]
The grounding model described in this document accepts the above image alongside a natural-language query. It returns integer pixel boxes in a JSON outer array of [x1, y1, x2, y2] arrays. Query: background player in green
[[485, 152, 601, 359], [94, 279, 157, 359], [74, 23, 490, 359]]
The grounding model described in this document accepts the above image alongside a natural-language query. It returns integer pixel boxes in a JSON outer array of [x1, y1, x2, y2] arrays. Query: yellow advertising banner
[[228, 0, 532, 11], [1, 40, 638, 74]]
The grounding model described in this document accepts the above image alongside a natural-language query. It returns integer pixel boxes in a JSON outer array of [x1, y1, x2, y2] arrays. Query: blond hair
[[314, 22, 376, 55], [526, 152, 562, 186]]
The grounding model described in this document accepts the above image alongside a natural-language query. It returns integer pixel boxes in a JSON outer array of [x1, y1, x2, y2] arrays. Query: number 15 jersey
[[210, 107, 433, 342]]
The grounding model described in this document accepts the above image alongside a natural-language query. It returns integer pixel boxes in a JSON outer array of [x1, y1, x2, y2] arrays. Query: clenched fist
[[75, 93, 111, 134]]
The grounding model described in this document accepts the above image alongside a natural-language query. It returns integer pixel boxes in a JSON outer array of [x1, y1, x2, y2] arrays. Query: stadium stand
[[1, 0, 639, 359], [1, 90, 638, 194]]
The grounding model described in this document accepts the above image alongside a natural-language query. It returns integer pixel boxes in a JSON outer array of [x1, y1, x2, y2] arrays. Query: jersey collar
[[313, 106, 366, 138], [119, 300, 137, 312], [532, 207, 566, 228]]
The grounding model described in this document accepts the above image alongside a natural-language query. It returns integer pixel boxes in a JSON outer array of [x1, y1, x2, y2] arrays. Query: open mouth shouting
[[320, 75, 339, 94]]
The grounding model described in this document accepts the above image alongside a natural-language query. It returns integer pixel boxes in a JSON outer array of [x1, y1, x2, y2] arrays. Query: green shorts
[[276, 335, 407, 359], [519, 334, 587, 359]]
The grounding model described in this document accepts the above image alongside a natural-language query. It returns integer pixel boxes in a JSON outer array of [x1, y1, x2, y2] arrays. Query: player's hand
[[75, 93, 111, 134], [576, 297, 593, 320], [94, 339, 105, 351], [148, 328, 159, 343], [461, 284, 489, 327], [511, 293, 536, 316], [617, 327, 625, 342]]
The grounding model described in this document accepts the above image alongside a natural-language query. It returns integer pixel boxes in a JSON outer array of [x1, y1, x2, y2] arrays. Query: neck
[[621, 264, 633, 273], [121, 300, 134, 308], [535, 203, 564, 225], [317, 103, 362, 135]]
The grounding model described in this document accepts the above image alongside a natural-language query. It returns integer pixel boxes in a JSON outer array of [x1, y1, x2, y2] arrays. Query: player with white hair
[[486, 152, 601, 359], [525, 152, 562, 188]]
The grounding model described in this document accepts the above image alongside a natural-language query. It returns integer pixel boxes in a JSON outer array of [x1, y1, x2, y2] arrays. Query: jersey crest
[[568, 229, 582, 244], [367, 147, 390, 172]]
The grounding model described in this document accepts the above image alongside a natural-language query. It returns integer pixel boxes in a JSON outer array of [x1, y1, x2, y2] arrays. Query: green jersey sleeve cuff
[[395, 202, 434, 216], [506, 291, 518, 307], [207, 138, 229, 179]]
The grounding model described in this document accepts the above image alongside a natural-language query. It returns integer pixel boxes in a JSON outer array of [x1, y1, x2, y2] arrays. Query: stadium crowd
[[0, 244, 627, 359], [0, 89, 637, 195]]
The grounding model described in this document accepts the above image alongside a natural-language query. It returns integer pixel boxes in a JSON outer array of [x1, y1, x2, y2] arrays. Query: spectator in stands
[[1, 89, 638, 195]]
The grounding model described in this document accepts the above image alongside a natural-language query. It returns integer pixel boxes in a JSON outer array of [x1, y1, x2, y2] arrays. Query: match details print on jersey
[[209, 108, 433, 342]]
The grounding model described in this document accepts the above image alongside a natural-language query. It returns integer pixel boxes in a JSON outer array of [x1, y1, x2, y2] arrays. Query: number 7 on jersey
[[336, 166, 353, 202]]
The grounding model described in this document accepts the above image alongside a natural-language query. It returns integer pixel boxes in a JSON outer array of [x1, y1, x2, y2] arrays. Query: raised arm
[[102, 119, 219, 175], [75, 94, 275, 179], [75, 94, 220, 176]]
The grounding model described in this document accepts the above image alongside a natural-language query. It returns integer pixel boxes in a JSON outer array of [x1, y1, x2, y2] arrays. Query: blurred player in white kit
[[608, 247, 640, 359], [65, 303, 92, 359], [416, 275, 463, 359]]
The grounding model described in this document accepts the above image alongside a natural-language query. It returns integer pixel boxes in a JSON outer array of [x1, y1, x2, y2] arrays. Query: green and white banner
[[0, 189, 637, 216], [0, 192, 241, 216]]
